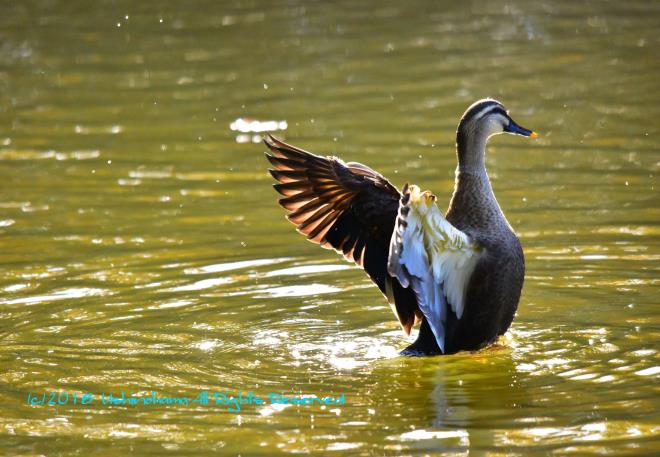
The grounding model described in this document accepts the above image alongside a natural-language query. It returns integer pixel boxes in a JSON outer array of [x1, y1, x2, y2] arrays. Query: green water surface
[[1, 0, 659, 455]]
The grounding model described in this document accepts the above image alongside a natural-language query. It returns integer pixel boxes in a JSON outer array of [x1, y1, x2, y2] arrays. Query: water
[[1, 0, 658, 454]]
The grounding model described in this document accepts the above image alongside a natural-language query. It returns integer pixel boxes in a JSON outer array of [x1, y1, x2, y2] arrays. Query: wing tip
[[267, 168, 280, 181], [264, 151, 276, 167], [263, 132, 277, 145], [264, 134, 289, 160]]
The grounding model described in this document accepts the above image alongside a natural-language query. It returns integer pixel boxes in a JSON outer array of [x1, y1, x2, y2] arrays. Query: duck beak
[[505, 119, 538, 139]]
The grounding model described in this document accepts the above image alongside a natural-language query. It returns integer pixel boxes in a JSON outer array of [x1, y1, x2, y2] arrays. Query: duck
[[264, 99, 536, 356]]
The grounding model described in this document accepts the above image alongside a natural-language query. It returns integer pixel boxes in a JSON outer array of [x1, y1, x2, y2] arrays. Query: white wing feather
[[388, 184, 481, 353]]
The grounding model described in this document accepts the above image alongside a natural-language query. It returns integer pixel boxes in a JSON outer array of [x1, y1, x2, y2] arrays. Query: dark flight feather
[[264, 134, 421, 334]]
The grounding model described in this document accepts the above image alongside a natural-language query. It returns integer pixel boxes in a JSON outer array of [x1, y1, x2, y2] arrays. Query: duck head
[[456, 98, 536, 172]]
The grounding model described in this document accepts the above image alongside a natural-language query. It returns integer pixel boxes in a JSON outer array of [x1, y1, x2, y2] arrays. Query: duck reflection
[[429, 347, 522, 431], [375, 346, 525, 454]]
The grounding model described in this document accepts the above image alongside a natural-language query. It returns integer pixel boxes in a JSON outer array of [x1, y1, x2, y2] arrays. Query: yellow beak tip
[[529, 131, 538, 139]]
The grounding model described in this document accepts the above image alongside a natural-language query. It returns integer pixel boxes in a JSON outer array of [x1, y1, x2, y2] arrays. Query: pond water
[[1, 0, 658, 455]]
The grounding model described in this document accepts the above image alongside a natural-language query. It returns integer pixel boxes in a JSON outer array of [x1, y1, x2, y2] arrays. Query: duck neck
[[448, 167, 506, 232], [448, 129, 505, 230], [456, 126, 487, 174]]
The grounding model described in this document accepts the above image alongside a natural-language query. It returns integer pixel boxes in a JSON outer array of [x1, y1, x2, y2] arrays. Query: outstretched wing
[[264, 134, 420, 334], [388, 184, 481, 353]]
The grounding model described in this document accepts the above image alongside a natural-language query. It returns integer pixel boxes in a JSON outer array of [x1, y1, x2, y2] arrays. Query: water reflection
[[230, 118, 287, 143], [376, 324, 659, 453], [0, 287, 110, 306]]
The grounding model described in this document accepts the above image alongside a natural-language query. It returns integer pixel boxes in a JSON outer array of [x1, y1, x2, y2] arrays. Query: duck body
[[442, 171, 525, 354], [265, 99, 534, 356]]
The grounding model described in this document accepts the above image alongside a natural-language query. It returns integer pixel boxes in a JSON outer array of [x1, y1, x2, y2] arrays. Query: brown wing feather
[[264, 134, 421, 334]]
